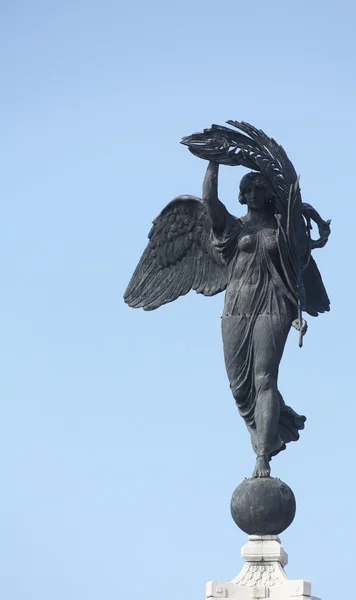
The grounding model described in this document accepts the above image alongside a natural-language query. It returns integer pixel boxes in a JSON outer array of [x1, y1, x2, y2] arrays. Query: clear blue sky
[[0, 1, 354, 598]]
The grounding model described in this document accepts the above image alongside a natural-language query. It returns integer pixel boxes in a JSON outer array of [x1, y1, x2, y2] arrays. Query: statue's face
[[243, 184, 267, 210]]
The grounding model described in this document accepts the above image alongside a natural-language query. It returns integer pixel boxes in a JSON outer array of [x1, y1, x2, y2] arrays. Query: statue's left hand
[[292, 318, 308, 336]]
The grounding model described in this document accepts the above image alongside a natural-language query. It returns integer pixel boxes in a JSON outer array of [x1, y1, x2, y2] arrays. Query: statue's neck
[[245, 206, 275, 228]]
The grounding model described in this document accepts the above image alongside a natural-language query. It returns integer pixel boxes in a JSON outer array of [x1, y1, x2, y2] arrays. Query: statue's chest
[[237, 228, 278, 255]]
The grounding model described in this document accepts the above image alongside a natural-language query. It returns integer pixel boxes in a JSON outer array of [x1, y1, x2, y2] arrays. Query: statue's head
[[239, 172, 274, 209]]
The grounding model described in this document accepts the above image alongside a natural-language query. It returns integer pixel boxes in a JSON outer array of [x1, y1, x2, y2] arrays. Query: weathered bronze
[[124, 121, 330, 478]]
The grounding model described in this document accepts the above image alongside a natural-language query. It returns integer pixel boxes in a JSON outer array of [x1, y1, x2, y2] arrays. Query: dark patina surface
[[231, 477, 296, 535], [124, 121, 330, 480]]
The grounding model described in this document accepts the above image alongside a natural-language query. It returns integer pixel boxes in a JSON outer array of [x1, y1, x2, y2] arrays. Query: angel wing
[[124, 195, 228, 311], [303, 256, 330, 316]]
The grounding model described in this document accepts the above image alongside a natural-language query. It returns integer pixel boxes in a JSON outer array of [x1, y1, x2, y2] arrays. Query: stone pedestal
[[206, 535, 320, 600]]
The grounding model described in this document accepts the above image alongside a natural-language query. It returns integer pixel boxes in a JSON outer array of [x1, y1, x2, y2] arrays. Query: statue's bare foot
[[252, 455, 271, 478]]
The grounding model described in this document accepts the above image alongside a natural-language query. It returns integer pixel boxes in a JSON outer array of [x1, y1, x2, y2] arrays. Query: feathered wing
[[303, 256, 330, 316], [124, 195, 228, 311]]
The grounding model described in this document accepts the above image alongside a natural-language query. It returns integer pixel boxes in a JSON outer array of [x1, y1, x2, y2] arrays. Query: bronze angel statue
[[124, 121, 330, 478]]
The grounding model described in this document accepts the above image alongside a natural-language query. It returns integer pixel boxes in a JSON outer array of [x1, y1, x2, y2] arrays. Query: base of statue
[[206, 477, 320, 599], [206, 535, 320, 600]]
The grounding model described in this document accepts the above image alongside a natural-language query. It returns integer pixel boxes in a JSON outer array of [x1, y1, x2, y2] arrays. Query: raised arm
[[202, 161, 229, 233]]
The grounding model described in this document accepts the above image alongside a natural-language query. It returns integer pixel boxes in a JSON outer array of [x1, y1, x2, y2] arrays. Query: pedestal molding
[[206, 536, 320, 600]]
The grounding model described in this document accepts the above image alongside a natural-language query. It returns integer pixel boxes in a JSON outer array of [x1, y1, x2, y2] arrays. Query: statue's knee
[[255, 374, 277, 393]]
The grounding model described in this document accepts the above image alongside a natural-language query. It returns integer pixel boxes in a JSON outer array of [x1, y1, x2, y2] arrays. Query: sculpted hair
[[239, 172, 275, 205]]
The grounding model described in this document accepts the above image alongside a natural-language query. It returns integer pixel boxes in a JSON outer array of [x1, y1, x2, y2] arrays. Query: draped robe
[[214, 215, 306, 457]]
